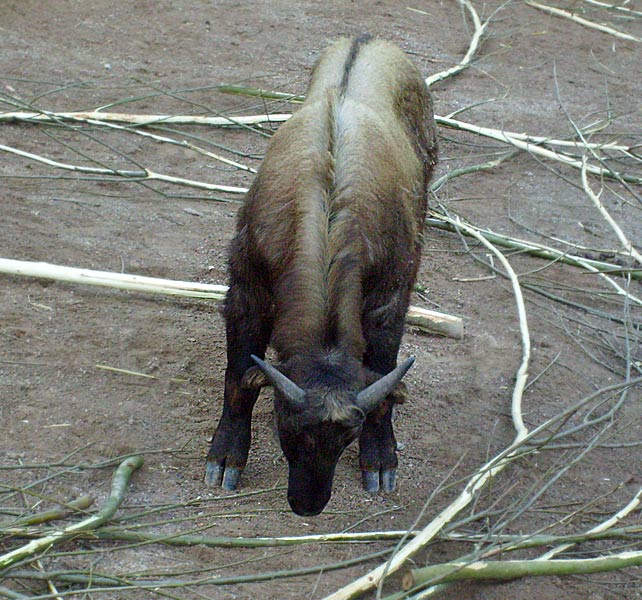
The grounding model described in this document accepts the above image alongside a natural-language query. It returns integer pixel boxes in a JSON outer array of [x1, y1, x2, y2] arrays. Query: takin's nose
[[288, 492, 330, 517]]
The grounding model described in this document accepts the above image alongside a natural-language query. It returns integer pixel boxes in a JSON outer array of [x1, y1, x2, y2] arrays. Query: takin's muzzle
[[286, 458, 337, 516]]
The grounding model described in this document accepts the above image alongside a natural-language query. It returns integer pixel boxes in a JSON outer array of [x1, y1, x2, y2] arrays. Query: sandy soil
[[1, 1, 641, 599]]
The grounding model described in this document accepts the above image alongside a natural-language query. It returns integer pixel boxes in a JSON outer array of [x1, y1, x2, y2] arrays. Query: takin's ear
[[240, 366, 271, 390]]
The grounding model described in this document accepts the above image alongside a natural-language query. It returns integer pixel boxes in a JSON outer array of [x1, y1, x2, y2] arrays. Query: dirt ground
[[1, 1, 641, 599]]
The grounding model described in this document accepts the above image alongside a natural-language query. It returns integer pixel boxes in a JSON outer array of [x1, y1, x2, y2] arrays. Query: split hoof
[[362, 470, 380, 493], [204, 461, 241, 491], [381, 468, 397, 492], [204, 462, 224, 486], [222, 466, 241, 490], [361, 468, 397, 493]]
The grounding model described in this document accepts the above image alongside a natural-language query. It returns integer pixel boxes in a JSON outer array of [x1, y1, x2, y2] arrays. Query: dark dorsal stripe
[[339, 33, 373, 95]]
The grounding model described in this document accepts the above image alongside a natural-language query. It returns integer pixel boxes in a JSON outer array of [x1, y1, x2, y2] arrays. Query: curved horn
[[356, 357, 415, 414], [251, 355, 306, 410]]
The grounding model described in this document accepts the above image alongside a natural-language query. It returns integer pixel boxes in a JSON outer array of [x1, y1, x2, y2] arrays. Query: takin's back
[[238, 35, 437, 359]]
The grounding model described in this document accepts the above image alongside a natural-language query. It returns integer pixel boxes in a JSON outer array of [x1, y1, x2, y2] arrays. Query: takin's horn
[[251, 355, 306, 410], [355, 357, 416, 414]]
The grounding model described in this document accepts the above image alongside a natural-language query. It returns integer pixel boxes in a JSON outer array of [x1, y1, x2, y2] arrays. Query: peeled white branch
[[436, 116, 641, 184], [0, 109, 634, 156], [323, 215, 531, 600], [0, 143, 248, 194], [425, 0, 489, 88], [584, 0, 642, 17], [0, 258, 463, 339], [425, 215, 642, 281], [77, 116, 256, 173], [539, 486, 642, 560], [0, 111, 291, 127], [526, 1, 642, 42], [581, 158, 642, 266], [441, 215, 531, 439], [0, 258, 228, 300], [3, 112, 637, 186]]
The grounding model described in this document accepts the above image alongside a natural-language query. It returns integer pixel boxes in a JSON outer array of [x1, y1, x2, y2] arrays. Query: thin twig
[[424, 0, 489, 88], [526, 1, 642, 42], [0, 143, 248, 195], [581, 157, 642, 265], [0, 456, 143, 571], [0, 110, 291, 127]]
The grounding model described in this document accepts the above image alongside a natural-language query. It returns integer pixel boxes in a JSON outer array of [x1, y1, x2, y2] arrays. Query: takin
[[205, 34, 438, 516]]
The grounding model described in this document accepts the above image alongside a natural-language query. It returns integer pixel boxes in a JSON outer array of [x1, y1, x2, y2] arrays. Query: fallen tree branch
[[0, 143, 248, 195], [526, 1, 642, 42], [583, 0, 642, 17], [5, 527, 420, 549], [5, 495, 93, 528], [425, 214, 642, 281], [0, 456, 143, 572], [4, 109, 638, 188], [403, 549, 642, 589], [6, 548, 392, 593], [324, 214, 532, 600], [0, 258, 228, 300], [436, 115, 642, 184], [0, 258, 463, 339], [425, 0, 489, 88], [0, 111, 291, 127], [539, 485, 642, 560], [581, 157, 642, 265]]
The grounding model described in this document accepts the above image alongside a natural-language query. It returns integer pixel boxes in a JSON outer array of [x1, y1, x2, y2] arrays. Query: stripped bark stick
[[526, 1, 642, 42], [2, 109, 634, 155], [581, 158, 642, 265], [0, 143, 248, 194], [0, 456, 143, 571], [404, 550, 642, 589], [538, 486, 642, 560], [443, 215, 531, 438], [4, 528, 421, 548], [425, 0, 488, 88], [323, 216, 532, 600], [0, 111, 291, 127], [436, 116, 641, 184], [426, 214, 642, 303], [0, 258, 463, 339]]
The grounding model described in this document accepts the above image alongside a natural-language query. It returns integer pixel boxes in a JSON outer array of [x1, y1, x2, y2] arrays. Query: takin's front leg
[[360, 288, 412, 493], [205, 278, 272, 491], [359, 398, 399, 493]]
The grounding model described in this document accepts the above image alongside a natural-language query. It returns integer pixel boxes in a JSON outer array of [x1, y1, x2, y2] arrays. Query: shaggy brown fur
[[207, 36, 438, 516]]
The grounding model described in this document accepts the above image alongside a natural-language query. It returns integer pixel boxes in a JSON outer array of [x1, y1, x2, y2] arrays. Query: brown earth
[[1, 1, 641, 599]]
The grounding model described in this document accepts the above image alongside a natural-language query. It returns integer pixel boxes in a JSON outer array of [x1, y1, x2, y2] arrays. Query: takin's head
[[247, 353, 414, 516]]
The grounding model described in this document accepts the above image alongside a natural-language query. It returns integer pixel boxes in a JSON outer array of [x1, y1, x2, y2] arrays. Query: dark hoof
[[204, 462, 224, 486], [381, 468, 397, 493], [205, 462, 241, 490], [362, 470, 380, 493], [361, 469, 397, 493], [222, 467, 241, 491]]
